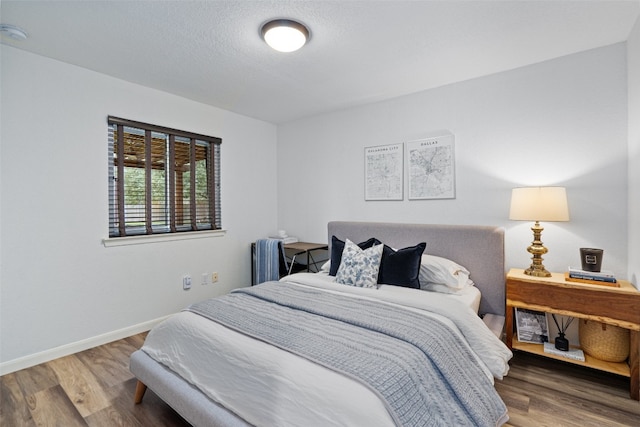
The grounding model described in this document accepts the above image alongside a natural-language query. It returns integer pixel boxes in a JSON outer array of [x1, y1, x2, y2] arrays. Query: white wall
[[1, 37, 634, 372], [0, 46, 278, 371], [628, 14, 640, 289], [278, 43, 629, 279]]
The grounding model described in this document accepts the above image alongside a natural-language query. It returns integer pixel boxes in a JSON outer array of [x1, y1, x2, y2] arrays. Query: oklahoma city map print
[[365, 143, 403, 200]]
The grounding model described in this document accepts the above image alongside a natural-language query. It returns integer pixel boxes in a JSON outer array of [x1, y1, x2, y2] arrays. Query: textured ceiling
[[1, 1, 639, 124]]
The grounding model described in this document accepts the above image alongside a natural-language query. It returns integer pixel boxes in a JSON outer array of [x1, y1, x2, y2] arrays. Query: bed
[[130, 221, 512, 426]]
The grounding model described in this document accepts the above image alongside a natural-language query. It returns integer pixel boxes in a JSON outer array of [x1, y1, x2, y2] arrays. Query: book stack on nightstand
[[268, 231, 299, 244], [565, 267, 618, 287]]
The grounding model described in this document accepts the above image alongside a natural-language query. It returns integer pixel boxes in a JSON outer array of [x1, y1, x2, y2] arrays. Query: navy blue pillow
[[329, 236, 381, 276], [377, 243, 427, 288]]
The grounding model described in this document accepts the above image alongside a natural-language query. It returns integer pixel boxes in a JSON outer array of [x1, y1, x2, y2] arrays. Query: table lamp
[[509, 187, 570, 277]]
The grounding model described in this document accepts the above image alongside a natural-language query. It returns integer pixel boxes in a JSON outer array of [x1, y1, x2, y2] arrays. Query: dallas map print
[[407, 135, 455, 200]]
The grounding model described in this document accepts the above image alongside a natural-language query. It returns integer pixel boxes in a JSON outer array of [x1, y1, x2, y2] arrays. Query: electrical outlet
[[183, 275, 192, 290], [211, 272, 219, 283], [201, 273, 209, 285]]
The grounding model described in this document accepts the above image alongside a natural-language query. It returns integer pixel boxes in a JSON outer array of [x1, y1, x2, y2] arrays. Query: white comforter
[[142, 273, 512, 427]]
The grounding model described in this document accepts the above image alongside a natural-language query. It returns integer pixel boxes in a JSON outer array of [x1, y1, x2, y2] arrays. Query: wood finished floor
[[1, 333, 639, 426]]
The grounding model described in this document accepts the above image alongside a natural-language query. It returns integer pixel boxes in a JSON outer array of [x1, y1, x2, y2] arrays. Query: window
[[108, 116, 221, 238]]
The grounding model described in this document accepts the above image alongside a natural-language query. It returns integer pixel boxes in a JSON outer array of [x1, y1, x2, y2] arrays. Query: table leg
[[630, 330, 639, 400], [505, 304, 514, 348]]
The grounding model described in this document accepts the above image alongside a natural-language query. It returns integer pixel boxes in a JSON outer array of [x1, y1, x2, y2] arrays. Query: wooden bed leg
[[134, 380, 148, 404]]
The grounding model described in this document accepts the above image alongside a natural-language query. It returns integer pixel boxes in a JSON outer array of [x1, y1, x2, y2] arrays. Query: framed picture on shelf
[[515, 308, 549, 344]]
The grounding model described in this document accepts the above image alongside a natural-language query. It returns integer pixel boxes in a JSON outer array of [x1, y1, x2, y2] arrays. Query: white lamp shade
[[261, 19, 309, 53], [509, 187, 570, 222]]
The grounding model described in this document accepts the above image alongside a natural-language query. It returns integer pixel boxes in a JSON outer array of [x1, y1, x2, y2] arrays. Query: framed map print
[[364, 143, 403, 201], [407, 135, 455, 200]]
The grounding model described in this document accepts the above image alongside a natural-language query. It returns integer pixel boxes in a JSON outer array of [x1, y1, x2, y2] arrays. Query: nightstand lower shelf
[[512, 338, 631, 377]]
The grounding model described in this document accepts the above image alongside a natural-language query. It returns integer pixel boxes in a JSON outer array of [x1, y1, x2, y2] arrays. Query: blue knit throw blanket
[[255, 238, 282, 284], [187, 281, 507, 427]]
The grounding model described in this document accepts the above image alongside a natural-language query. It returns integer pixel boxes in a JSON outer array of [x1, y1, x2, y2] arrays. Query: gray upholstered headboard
[[327, 221, 506, 316]]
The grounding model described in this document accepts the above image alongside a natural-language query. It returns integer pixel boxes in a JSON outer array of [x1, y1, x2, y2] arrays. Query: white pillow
[[419, 254, 471, 289], [420, 280, 475, 294], [335, 239, 383, 289]]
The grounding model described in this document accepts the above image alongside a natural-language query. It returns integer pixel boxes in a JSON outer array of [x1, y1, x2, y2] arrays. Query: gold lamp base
[[523, 221, 551, 277]]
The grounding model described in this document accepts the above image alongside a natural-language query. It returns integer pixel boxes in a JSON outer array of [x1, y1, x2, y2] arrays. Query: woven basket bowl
[[579, 319, 630, 362]]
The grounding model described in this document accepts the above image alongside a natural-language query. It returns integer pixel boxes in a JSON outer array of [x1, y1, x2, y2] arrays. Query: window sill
[[102, 229, 226, 247]]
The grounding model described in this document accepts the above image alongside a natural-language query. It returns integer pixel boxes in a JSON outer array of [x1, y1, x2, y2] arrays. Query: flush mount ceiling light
[[261, 19, 310, 53], [0, 24, 28, 41]]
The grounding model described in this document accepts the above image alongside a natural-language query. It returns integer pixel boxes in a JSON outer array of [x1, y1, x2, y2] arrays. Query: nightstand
[[505, 268, 640, 400]]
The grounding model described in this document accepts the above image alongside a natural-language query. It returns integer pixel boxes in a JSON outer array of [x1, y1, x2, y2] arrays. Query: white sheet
[[298, 272, 482, 314], [142, 274, 511, 427]]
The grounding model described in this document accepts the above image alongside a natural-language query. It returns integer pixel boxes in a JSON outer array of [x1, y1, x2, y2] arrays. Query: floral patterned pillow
[[335, 238, 383, 288]]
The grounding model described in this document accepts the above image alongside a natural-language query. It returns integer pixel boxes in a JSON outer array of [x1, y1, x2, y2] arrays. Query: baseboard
[[0, 315, 170, 376]]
